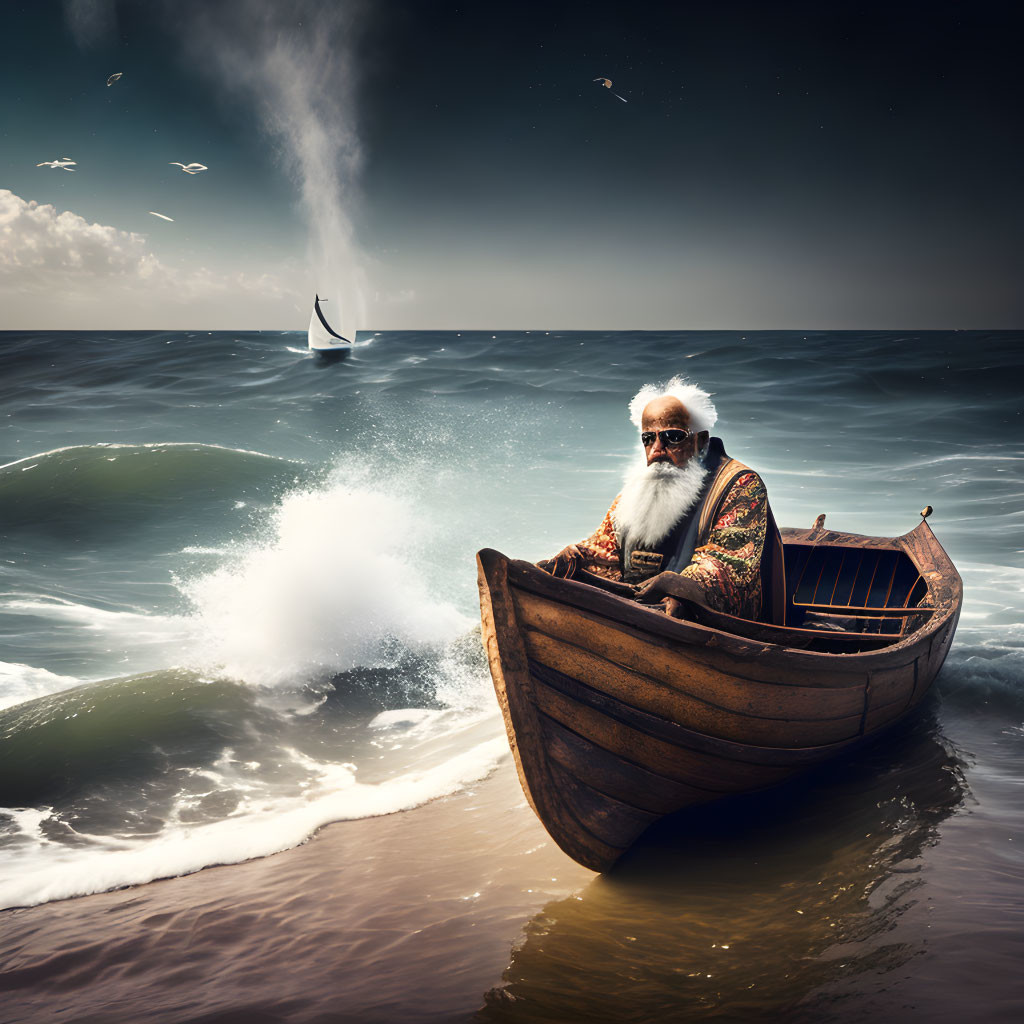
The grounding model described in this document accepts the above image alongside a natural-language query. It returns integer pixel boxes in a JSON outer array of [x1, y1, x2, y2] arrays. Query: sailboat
[[307, 295, 353, 352]]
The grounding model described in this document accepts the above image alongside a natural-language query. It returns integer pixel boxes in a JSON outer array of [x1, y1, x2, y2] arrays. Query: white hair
[[627, 375, 718, 434]]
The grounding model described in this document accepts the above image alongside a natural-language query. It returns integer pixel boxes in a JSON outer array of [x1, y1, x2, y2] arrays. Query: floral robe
[[576, 471, 769, 620]]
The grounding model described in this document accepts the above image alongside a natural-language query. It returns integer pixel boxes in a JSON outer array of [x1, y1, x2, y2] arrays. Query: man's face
[[640, 397, 707, 468]]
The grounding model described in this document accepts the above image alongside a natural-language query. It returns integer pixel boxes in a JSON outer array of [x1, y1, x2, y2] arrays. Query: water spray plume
[[181, 480, 470, 688], [172, 0, 369, 332]]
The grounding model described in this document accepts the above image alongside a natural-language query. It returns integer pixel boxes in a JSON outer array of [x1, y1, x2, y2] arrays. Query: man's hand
[[554, 543, 583, 566], [538, 545, 619, 578], [634, 571, 707, 606], [537, 543, 583, 577]]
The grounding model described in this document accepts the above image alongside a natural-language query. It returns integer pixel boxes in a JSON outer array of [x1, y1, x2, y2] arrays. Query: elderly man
[[543, 376, 785, 624]]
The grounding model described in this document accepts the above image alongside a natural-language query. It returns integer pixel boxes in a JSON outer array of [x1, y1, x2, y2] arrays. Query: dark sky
[[1, 0, 1022, 328]]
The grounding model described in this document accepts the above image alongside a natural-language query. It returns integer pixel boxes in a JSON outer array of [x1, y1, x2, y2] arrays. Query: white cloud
[[0, 190, 301, 328], [1, 190, 160, 278]]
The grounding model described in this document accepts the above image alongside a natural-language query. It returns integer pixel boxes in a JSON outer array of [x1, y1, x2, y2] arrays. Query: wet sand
[[0, 765, 591, 1024], [3, 701, 1024, 1023]]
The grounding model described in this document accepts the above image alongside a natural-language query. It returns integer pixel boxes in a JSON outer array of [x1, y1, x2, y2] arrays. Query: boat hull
[[477, 521, 961, 871]]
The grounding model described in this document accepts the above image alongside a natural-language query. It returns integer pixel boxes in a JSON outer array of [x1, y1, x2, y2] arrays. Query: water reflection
[[479, 700, 966, 1022]]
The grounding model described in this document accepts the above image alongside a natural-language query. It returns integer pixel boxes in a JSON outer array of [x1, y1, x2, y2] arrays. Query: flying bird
[[169, 162, 208, 174], [148, 211, 174, 222], [592, 77, 628, 103], [106, 72, 123, 87], [36, 157, 77, 171]]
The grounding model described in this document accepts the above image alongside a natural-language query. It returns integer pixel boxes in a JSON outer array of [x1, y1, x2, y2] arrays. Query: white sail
[[307, 295, 353, 350]]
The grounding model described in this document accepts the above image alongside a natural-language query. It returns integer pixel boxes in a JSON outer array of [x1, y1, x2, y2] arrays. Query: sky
[[1, 0, 1021, 330]]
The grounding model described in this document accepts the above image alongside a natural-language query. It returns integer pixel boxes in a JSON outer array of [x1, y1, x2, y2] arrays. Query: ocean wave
[[0, 441, 292, 476], [0, 671, 254, 807], [888, 453, 1024, 472], [0, 660, 504, 911], [937, 620, 1024, 712], [0, 463, 489, 708], [0, 443, 303, 534], [0, 733, 508, 910], [0, 594, 190, 663]]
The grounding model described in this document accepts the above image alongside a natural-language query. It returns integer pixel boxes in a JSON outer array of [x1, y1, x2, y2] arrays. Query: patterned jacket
[[577, 469, 771, 621]]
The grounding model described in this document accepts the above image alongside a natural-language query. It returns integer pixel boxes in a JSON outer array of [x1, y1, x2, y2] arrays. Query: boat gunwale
[[491, 519, 960, 667]]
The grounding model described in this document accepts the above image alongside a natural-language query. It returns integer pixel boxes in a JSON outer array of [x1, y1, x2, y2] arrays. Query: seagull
[[148, 211, 174, 222], [107, 72, 123, 86], [169, 162, 208, 174], [593, 77, 628, 103], [36, 157, 77, 171]]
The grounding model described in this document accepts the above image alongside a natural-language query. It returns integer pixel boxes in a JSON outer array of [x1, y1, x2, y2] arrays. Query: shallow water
[[0, 329, 1021, 1020]]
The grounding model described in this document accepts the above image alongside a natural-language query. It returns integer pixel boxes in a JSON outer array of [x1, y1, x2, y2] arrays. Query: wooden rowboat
[[476, 513, 961, 872]]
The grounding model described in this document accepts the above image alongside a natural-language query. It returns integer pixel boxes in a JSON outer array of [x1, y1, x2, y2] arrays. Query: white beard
[[613, 459, 709, 548]]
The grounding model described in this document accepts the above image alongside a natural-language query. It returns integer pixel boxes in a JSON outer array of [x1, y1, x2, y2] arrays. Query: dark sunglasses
[[641, 428, 693, 448]]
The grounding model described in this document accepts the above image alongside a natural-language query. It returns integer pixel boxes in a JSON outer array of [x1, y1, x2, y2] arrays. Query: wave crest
[[179, 476, 472, 687]]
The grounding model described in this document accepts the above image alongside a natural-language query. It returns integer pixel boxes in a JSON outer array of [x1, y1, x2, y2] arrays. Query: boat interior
[[535, 537, 936, 655], [778, 542, 931, 652]]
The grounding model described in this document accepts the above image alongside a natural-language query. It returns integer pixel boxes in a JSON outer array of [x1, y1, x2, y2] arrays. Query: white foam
[[2, 806, 55, 838], [0, 662, 82, 711], [178, 478, 472, 687], [369, 708, 437, 729], [1, 596, 183, 637], [0, 597, 190, 671], [367, 705, 499, 749], [429, 639, 495, 712], [0, 736, 509, 910]]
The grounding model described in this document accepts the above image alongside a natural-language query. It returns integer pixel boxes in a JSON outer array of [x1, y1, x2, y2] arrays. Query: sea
[[0, 329, 1021, 1022]]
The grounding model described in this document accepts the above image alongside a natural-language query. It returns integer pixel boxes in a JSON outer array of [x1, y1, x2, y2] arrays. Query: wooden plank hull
[[477, 520, 961, 872]]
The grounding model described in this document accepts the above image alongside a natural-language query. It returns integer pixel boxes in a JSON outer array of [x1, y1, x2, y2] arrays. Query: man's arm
[[680, 471, 768, 617]]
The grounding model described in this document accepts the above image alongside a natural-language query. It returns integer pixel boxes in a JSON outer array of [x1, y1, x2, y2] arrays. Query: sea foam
[[0, 734, 508, 910], [0, 662, 81, 711], [179, 475, 472, 688]]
